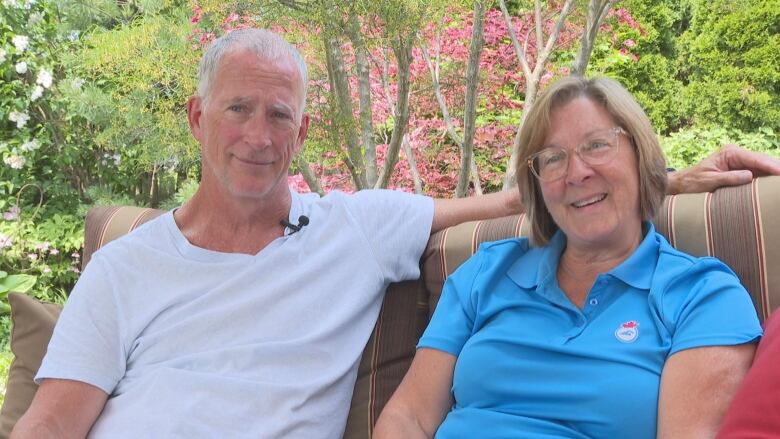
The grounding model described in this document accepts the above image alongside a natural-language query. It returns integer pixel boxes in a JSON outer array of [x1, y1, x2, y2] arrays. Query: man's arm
[[667, 145, 780, 194], [431, 189, 522, 233], [11, 379, 108, 439]]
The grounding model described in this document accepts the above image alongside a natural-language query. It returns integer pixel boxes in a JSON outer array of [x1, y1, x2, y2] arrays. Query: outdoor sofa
[[1, 175, 778, 438]]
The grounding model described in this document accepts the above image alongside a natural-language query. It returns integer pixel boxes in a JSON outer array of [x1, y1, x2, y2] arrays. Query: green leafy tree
[[679, 0, 780, 131]]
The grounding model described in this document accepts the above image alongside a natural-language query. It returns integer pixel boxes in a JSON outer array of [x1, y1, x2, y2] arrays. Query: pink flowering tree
[[191, 1, 635, 196]]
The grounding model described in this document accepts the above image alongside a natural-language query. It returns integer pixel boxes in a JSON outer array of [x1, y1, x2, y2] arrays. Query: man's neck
[[173, 185, 293, 255]]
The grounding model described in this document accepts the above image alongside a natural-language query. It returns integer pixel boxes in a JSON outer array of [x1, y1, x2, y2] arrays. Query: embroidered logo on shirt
[[615, 320, 639, 343]]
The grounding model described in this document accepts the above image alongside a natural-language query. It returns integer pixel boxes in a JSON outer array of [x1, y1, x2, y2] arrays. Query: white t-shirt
[[36, 189, 434, 438]]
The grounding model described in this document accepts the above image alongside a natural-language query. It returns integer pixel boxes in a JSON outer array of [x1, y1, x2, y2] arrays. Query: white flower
[[12, 35, 29, 53], [36, 68, 53, 88], [0, 49, 6, 63], [2, 0, 20, 9], [21, 139, 40, 152], [113, 153, 121, 165], [71, 77, 85, 90], [0, 233, 13, 248], [42, 266, 51, 274], [4, 155, 27, 169], [68, 31, 80, 42], [15, 61, 28, 74], [31, 85, 44, 101], [9, 111, 30, 128], [28, 11, 44, 26]]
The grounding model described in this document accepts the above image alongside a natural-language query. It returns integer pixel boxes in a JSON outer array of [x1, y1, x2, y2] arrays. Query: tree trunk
[[572, 0, 617, 76], [323, 33, 367, 189], [345, 14, 378, 186], [499, 0, 576, 190], [376, 35, 414, 188], [455, 0, 487, 198]]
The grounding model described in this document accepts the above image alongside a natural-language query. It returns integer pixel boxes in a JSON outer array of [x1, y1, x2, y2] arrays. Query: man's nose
[[244, 115, 273, 149]]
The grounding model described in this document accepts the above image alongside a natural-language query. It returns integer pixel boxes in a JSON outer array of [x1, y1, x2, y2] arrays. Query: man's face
[[187, 49, 308, 202]]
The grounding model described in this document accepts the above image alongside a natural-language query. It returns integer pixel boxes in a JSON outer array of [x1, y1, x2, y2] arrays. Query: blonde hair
[[516, 76, 667, 246]]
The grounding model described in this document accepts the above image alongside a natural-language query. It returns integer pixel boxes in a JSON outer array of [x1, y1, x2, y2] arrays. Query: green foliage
[[587, 0, 686, 133], [661, 126, 780, 170], [67, 11, 201, 205], [678, 0, 780, 131], [0, 348, 13, 405]]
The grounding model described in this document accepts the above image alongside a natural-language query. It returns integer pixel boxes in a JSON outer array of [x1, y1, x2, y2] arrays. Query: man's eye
[[228, 105, 245, 113], [273, 111, 291, 119]]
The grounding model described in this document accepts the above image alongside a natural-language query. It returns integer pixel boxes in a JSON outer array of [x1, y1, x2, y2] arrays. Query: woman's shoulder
[[475, 237, 536, 262], [653, 233, 739, 283]]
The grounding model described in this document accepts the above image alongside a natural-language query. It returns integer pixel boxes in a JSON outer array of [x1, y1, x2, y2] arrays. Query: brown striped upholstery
[[423, 176, 780, 323], [82, 206, 164, 270], [6, 177, 779, 438]]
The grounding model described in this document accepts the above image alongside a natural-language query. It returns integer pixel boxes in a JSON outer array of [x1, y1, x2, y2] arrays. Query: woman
[[374, 77, 761, 438]]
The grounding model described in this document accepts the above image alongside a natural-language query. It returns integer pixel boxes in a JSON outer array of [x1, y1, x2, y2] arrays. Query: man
[[12, 29, 780, 438]]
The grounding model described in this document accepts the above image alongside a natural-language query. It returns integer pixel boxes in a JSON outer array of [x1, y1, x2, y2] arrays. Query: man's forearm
[[431, 189, 523, 233]]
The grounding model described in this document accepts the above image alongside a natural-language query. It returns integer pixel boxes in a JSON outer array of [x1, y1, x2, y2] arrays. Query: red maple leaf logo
[[622, 321, 638, 329]]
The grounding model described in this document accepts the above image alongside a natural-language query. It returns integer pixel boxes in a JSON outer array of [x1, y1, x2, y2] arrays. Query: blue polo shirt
[[419, 223, 761, 438]]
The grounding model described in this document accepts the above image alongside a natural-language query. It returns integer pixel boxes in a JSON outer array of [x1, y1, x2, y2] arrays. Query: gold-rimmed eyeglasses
[[526, 127, 629, 182]]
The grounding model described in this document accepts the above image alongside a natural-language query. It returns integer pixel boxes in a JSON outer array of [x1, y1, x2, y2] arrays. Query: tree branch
[[295, 155, 325, 195]]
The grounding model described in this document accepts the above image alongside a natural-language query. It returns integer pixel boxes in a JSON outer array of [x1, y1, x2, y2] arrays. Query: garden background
[[0, 0, 778, 402]]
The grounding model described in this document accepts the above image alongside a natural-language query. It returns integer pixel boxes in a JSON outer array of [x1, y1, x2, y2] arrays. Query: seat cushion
[[0, 294, 62, 438]]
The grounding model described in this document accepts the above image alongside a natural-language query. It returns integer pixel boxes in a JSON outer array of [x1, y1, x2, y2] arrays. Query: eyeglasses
[[526, 127, 628, 182]]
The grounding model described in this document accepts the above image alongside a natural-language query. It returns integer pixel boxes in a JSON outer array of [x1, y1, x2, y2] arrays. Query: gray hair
[[197, 28, 309, 113]]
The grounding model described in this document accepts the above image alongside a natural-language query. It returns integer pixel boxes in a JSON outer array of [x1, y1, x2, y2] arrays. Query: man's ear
[[294, 113, 310, 155], [187, 96, 204, 142]]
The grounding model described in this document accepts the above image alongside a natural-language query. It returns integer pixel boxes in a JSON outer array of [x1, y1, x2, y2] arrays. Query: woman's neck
[[556, 228, 643, 308]]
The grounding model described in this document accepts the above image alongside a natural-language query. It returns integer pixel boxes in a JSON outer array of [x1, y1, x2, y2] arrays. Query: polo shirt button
[[589, 298, 598, 306]]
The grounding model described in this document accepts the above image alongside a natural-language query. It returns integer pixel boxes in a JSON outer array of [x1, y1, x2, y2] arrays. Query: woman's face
[[539, 97, 642, 251]]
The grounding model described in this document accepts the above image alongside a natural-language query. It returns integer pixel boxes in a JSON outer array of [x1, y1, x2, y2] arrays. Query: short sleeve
[[417, 250, 485, 356], [35, 255, 127, 394], [343, 190, 434, 282], [660, 258, 762, 356]]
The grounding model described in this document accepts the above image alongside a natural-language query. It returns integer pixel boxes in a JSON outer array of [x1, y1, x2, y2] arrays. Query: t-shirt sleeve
[[661, 258, 762, 356], [344, 190, 434, 283], [417, 250, 485, 356], [35, 255, 127, 394]]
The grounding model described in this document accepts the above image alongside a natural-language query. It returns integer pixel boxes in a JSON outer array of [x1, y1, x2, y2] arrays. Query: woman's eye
[[543, 152, 565, 166], [585, 141, 609, 152]]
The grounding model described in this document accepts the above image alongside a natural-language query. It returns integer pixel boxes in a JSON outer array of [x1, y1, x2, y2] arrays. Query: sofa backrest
[[352, 175, 780, 438], [73, 176, 780, 439]]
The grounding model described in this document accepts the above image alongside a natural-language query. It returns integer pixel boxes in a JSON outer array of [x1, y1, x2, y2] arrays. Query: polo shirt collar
[[608, 222, 658, 289], [506, 222, 659, 290], [507, 230, 566, 289]]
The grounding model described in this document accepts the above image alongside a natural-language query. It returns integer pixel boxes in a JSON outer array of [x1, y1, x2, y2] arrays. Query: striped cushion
[[82, 206, 164, 270], [423, 176, 780, 323]]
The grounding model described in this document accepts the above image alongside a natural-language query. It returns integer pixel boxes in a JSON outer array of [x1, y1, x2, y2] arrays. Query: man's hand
[[668, 145, 780, 195]]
